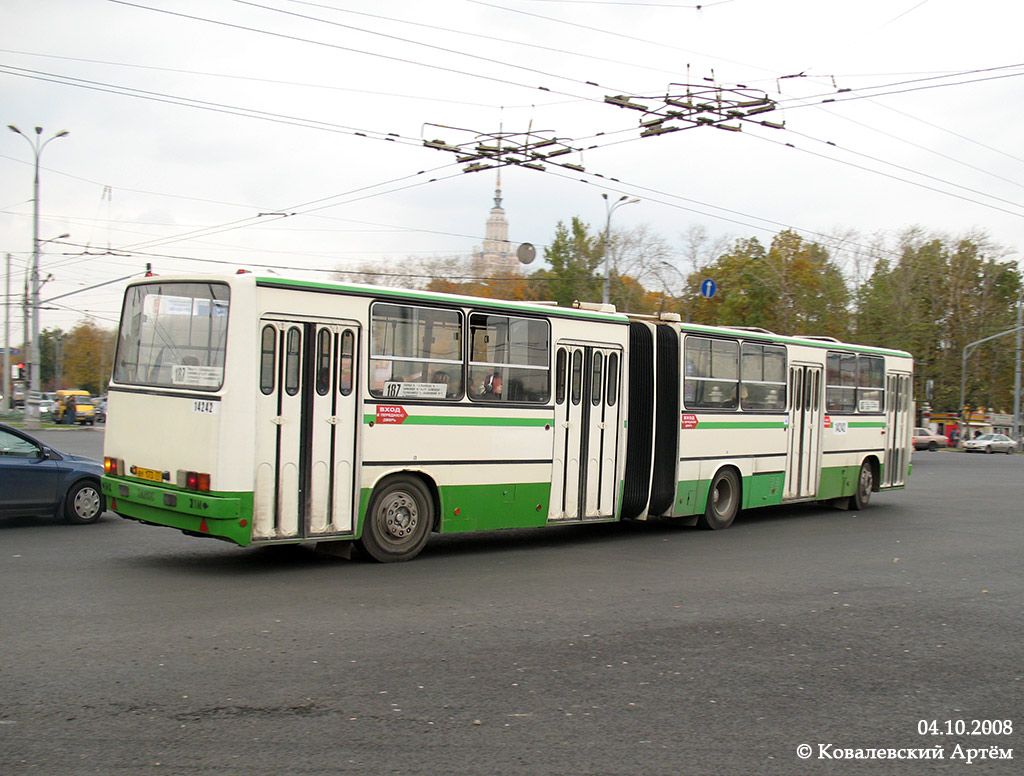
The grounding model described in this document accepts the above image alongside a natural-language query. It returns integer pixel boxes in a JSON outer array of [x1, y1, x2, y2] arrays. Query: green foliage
[[534, 217, 603, 308], [856, 231, 1020, 414], [687, 230, 849, 338], [39, 328, 65, 387], [62, 321, 117, 396]]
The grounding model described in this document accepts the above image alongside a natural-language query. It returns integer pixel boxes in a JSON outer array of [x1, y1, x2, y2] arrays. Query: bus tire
[[698, 468, 740, 530], [850, 460, 873, 511], [358, 475, 434, 563]]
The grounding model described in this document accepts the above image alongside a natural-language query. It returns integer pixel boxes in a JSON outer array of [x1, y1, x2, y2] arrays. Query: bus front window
[[114, 282, 230, 391]]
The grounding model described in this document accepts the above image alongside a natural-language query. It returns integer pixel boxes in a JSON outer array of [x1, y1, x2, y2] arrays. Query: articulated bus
[[101, 273, 913, 562]]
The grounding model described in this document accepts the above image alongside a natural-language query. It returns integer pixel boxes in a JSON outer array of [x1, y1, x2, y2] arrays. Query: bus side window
[[591, 351, 603, 406], [555, 348, 567, 404], [260, 325, 276, 395], [606, 352, 619, 406], [570, 349, 583, 405], [315, 328, 332, 396], [285, 327, 301, 396], [339, 329, 354, 396]]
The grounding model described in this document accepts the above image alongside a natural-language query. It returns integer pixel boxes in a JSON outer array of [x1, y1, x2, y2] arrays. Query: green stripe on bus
[[693, 421, 788, 429], [848, 421, 887, 428], [363, 414, 551, 427]]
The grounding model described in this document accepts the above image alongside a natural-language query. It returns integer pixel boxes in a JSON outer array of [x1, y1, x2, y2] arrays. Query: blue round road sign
[[700, 278, 717, 298]]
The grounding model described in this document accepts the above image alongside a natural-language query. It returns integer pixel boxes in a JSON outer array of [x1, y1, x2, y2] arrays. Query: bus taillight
[[104, 457, 124, 475], [177, 470, 211, 492]]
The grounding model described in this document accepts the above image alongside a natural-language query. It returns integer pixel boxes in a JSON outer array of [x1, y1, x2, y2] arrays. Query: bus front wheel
[[698, 468, 740, 530], [358, 475, 434, 562]]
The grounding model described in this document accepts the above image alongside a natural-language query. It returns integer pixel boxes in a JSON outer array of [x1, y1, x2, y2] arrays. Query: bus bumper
[[101, 475, 254, 546]]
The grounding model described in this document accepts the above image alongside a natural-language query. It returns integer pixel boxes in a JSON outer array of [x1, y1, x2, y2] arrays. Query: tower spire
[[474, 169, 515, 274]]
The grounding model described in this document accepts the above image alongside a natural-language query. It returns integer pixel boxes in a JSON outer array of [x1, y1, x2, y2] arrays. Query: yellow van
[[54, 390, 97, 425]]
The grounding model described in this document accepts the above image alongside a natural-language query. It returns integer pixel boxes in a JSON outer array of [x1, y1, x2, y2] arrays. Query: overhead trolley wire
[[274, 0, 695, 83], [107, 0, 605, 103], [226, 0, 636, 95]]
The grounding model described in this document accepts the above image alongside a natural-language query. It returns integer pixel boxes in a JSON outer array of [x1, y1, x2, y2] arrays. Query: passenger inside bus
[[484, 372, 502, 396], [431, 370, 454, 398]]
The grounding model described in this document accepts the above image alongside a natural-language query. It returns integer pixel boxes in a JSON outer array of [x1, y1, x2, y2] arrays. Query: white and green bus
[[101, 273, 913, 561]]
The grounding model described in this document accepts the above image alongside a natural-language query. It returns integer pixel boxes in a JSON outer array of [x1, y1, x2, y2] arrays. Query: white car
[[962, 433, 1016, 454]]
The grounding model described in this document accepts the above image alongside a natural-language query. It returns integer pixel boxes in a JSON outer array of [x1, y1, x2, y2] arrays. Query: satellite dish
[[517, 242, 536, 265]]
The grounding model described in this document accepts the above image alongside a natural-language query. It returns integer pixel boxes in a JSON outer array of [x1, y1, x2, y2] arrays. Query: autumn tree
[[63, 321, 117, 396], [857, 229, 1019, 413], [685, 230, 849, 336], [607, 224, 674, 313]]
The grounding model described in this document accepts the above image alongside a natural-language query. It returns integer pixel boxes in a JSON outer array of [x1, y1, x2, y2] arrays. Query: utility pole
[[601, 194, 639, 306], [3, 253, 10, 411], [1015, 284, 1022, 450], [8, 124, 69, 427]]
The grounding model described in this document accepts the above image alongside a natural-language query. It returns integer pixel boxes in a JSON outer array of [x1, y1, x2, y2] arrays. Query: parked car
[[962, 433, 1016, 454], [912, 427, 948, 451], [0, 423, 105, 523], [53, 390, 97, 425]]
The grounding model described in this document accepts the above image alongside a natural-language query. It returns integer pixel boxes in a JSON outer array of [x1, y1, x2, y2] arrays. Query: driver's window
[[0, 430, 41, 458]]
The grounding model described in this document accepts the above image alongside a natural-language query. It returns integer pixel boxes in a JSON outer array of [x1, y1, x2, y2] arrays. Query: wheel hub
[[75, 488, 101, 519], [383, 494, 417, 539]]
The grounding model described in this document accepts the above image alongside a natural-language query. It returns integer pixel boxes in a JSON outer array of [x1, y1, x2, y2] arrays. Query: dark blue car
[[0, 423, 105, 524]]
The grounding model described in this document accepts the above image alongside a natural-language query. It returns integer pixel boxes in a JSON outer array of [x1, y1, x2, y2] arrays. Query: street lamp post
[[8, 124, 69, 427], [601, 193, 639, 307]]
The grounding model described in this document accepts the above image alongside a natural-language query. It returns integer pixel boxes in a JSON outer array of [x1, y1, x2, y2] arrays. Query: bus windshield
[[113, 282, 230, 391]]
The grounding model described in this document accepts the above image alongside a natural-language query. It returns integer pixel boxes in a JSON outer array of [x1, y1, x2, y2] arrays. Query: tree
[[684, 230, 849, 336], [608, 224, 673, 313], [62, 321, 117, 396], [39, 327, 65, 390], [856, 229, 1019, 414], [765, 230, 849, 337], [532, 217, 603, 308]]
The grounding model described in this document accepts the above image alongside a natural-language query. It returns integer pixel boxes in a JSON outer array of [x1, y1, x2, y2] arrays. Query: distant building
[[473, 172, 518, 275]]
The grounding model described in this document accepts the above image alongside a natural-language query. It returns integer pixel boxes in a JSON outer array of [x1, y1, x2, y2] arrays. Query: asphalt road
[[2, 430, 1021, 775]]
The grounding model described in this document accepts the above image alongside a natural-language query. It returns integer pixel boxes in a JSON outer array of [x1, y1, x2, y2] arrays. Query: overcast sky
[[4, 0, 1024, 336]]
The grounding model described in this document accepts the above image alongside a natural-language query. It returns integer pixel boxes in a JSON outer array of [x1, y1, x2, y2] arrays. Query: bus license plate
[[135, 467, 164, 483]]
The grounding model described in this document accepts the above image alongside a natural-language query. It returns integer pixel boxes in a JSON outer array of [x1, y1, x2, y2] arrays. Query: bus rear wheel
[[698, 468, 740, 530], [849, 460, 873, 511], [358, 475, 434, 563]]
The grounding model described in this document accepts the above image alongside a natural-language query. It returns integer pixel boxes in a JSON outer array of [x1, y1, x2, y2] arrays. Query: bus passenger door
[[784, 364, 823, 500], [306, 323, 359, 537], [253, 318, 360, 541], [550, 343, 623, 522], [882, 372, 911, 488]]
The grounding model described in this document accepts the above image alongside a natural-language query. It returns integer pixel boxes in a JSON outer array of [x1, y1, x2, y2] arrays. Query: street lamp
[[601, 193, 639, 306], [8, 124, 69, 427]]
